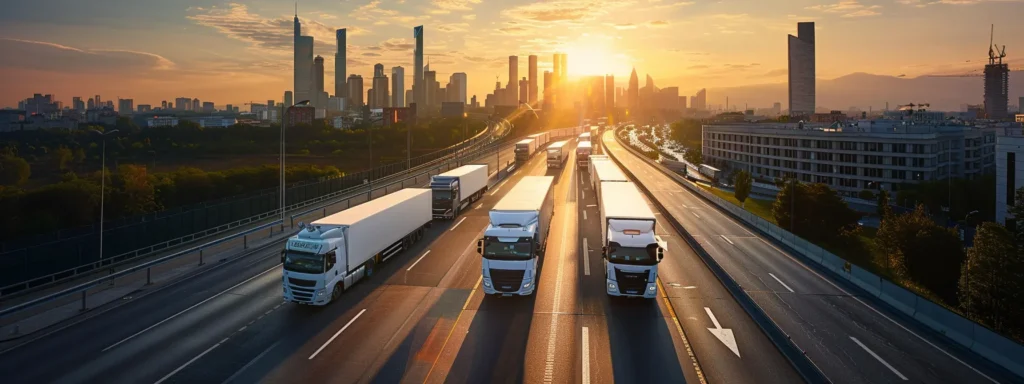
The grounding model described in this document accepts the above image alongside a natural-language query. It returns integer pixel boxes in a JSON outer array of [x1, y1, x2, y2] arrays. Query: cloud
[[437, 23, 470, 32], [759, 68, 788, 77], [806, 1, 882, 17], [648, 20, 669, 27], [463, 14, 477, 20], [897, 0, 1017, 6], [501, 0, 632, 23], [653, 1, 695, 9], [497, 26, 531, 35], [613, 23, 637, 30], [318, 13, 338, 20], [188, 4, 370, 54], [432, 0, 482, 11], [362, 52, 382, 56], [376, 38, 415, 51], [0, 38, 175, 73]]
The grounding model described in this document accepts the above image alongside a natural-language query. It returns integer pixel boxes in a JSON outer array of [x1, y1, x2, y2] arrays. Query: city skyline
[[1, 0, 1023, 109]]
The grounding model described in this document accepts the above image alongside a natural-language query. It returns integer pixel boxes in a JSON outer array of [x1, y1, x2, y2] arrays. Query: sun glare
[[564, 42, 631, 77]]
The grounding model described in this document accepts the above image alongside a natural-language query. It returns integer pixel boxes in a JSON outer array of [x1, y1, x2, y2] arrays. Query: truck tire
[[331, 283, 343, 302]]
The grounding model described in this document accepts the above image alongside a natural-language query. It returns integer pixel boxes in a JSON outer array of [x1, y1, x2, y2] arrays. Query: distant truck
[[515, 139, 537, 163], [283, 188, 432, 305], [599, 181, 665, 299], [576, 141, 592, 168], [546, 140, 569, 168], [527, 132, 550, 148], [430, 164, 489, 219], [578, 132, 591, 143], [590, 159, 629, 202], [477, 176, 555, 296], [699, 164, 721, 183]]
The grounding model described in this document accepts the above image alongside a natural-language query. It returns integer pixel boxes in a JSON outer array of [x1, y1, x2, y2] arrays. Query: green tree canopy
[[959, 222, 1023, 340], [876, 204, 964, 302], [0, 155, 31, 186], [51, 146, 73, 171], [733, 170, 752, 206], [773, 180, 860, 243]]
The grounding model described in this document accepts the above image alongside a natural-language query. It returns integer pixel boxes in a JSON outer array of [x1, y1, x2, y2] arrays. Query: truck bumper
[[482, 277, 535, 296], [605, 279, 658, 299]]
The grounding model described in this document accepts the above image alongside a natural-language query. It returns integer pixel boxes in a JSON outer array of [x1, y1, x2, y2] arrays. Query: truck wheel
[[331, 283, 343, 302]]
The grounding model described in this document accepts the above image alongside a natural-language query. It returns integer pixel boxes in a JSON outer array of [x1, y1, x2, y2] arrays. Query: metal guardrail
[[0, 123, 508, 297], [607, 128, 831, 383], [0, 220, 285, 318]]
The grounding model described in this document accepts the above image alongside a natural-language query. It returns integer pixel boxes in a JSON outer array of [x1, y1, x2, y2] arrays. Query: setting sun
[[563, 40, 632, 78]]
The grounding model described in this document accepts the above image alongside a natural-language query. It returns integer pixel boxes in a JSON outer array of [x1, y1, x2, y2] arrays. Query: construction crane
[[926, 24, 1018, 77]]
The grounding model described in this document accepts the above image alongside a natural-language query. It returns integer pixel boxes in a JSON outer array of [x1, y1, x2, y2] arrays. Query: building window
[[893, 143, 907, 153], [893, 170, 906, 180], [912, 158, 926, 167]]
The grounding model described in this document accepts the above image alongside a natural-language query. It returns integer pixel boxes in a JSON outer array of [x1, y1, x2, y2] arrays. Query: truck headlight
[[523, 282, 531, 289], [316, 289, 326, 297], [484, 281, 492, 287], [648, 285, 657, 291], [608, 283, 617, 290]]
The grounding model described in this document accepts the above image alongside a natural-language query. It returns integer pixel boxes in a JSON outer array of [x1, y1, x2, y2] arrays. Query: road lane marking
[[720, 235, 734, 245], [221, 340, 280, 384], [308, 308, 367, 360], [582, 327, 591, 384], [692, 212, 701, 219], [104, 264, 279, 352], [489, 179, 509, 195], [582, 191, 585, 199], [583, 238, 590, 276], [474, 204, 482, 210], [406, 250, 431, 271], [658, 279, 707, 384], [850, 336, 908, 380], [704, 307, 740, 357], [586, 204, 597, 207], [154, 338, 228, 384], [545, 166, 575, 383], [583, 210, 587, 220], [450, 217, 467, 231], [769, 273, 795, 293], [423, 276, 481, 383]]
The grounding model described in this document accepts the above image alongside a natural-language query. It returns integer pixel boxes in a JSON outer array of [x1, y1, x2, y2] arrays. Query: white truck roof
[[548, 141, 568, 150], [577, 141, 592, 149], [592, 161, 628, 183], [437, 164, 487, 178], [517, 139, 534, 145], [313, 188, 430, 227], [600, 182, 655, 221], [493, 176, 555, 212], [579, 132, 591, 138]]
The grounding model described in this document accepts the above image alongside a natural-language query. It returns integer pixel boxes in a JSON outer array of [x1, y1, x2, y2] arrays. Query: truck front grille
[[489, 269, 525, 292], [614, 268, 650, 295]]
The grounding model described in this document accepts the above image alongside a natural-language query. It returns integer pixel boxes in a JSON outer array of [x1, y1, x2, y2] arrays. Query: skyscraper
[[413, 26, 424, 108], [294, 11, 314, 105], [451, 72, 467, 104], [372, 63, 389, 108], [336, 29, 347, 99], [314, 55, 326, 108], [519, 77, 528, 105], [284, 91, 293, 107], [694, 88, 707, 110], [984, 39, 1009, 119], [788, 21, 815, 116], [543, 70, 553, 110], [424, 66, 437, 108], [192, 98, 200, 112], [347, 75, 364, 108], [508, 56, 519, 93], [72, 97, 84, 112], [605, 75, 614, 113], [392, 66, 405, 107], [628, 68, 639, 111], [528, 55, 538, 105], [118, 99, 133, 115]]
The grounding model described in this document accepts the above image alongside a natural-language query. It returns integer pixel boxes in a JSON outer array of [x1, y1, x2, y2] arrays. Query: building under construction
[[985, 25, 1009, 120]]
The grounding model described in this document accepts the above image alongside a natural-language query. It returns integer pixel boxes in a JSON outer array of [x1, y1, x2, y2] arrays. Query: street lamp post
[[90, 129, 119, 262]]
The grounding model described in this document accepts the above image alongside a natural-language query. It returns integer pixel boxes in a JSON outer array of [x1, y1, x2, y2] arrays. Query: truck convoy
[[590, 158, 628, 202], [515, 139, 537, 163], [282, 188, 431, 305], [576, 141, 592, 168], [546, 140, 569, 168], [430, 164, 489, 219], [528, 132, 550, 148], [597, 169, 665, 299], [477, 176, 555, 296], [578, 131, 591, 143]]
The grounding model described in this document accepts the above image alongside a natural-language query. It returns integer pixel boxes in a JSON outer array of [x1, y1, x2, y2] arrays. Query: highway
[[604, 130, 1017, 384]]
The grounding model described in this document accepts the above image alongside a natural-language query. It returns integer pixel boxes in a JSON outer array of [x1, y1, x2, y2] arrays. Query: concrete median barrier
[[971, 325, 1024, 378], [849, 265, 882, 298], [914, 299, 975, 348], [878, 280, 918, 316]]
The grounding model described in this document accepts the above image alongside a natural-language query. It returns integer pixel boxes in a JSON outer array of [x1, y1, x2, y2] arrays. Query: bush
[[858, 189, 876, 200]]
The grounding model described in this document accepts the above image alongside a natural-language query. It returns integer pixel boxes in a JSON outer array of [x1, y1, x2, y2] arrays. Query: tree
[[875, 204, 964, 302], [877, 190, 892, 218], [858, 189, 876, 201], [114, 164, 158, 214], [683, 148, 703, 165], [773, 180, 860, 243], [733, 170, 752, 207], [0, 155, 31, 186], [959, 222, 1023, 340], [51, 146, 73, 171]]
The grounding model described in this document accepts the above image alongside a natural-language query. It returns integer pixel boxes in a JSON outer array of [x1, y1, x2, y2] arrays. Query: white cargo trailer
[[576, 141, 593, 168], [546, 140, 569, 168], [590, 160, 629, 201], [515, 139, 537, 163], [282, 188, 432, 305], [477, 176, 555, 296], [598, 182, 665, 298], [431, 164, 489, 219]]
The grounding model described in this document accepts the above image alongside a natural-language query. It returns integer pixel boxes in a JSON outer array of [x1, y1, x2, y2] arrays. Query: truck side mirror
[[601, 246, 608, 258], [280, 250, 286, 264], [476, 239, 483, 254], [657, 248, 665, 261]]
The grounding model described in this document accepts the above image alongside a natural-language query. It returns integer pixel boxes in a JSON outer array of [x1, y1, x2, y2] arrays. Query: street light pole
[[90, 129, 119, 262]]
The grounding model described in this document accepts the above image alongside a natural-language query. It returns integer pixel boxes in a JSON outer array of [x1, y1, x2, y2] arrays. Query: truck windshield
[[607, 242, 658, 265], [432, 190, 454, 201], [482, 237, 533, 260], [283, 250, 325, 274]]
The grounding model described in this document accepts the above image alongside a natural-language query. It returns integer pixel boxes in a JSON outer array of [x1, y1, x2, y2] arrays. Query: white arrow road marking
[[704, 307, 740, 357]]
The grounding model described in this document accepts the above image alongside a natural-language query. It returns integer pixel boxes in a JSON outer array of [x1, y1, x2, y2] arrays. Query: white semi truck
[[282, 188, 431, 305], [528, 132, 550, 148], [576, 141, 592, 168], [546, 140, 569, 168], [599, 182, 665, 299], [515, 139, 537, 163], [430, 164, 489, 219], [590, 159, 628, 202], [579, 131, 591, 143], [477, 176, 555, 296]]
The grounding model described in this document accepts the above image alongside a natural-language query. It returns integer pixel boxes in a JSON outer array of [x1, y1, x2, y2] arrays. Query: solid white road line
[[583, 238, 590, 276], [586, 204, 597, 207], [104, 264, 279, 352], [850, 336, 908, 381], [154, 338, 228, 384], [583, 210, 587, 220], [692, 212, 701, 219], [769, 273, 795, 293], [720, 235, 734, 245], [450, 217, 467, 231], [582, 327, 591, 384], [308, 309, 367, 360], [407, 250, 431, 271], [489, 179, 508, 195]]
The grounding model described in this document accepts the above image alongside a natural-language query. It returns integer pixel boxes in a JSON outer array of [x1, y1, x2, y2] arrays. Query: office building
[[372, 63, 389, 108], [203, 102, 215, 113], [659, 87, 679, 110], [693, 89, 707, 110], [287, 105, 315, 126], [137, 104, 151, 113], [347, 75, 364, 108], [996, 126, 1024, 225], [543, 71, 552, 109], [605, 75, 614, 113], [293, 10, 314, 105], [225, 104, 233, 113], [191, 98, 199, 112], [984, 53, 1009, 120], [1019, 97, 1024, 114], [118, 99, 133, 115], [628, 68, 639, 112], [703, 121, 996, 197], [508, 56, 519, 94], [146, 117, 178, 128], [528, 55, 538, 105], [160, 100, 167, 110], [471, 95, 478, 108], [519, 77, 528, 105], [314, 55, 326, 108], [405, 90, 413, 109], [451, 72, 467, 104], [335, 29, 347, 98], [424, 67, 438, 108], [392, 66, 405, 107], [284, 91, 293, 108], [788, 22, 816, 116], [328, 97, 345, 112], [72, 97, 84, 112], [175, 97, 191, 111], [441, 102, 465, 117], [414, 26, 424, 107]]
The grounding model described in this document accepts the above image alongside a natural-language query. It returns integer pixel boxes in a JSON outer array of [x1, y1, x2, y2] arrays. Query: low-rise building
[[146, 116, 178, 128], [996, 125, 1024, 226], [703, 120, 996, 197]]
